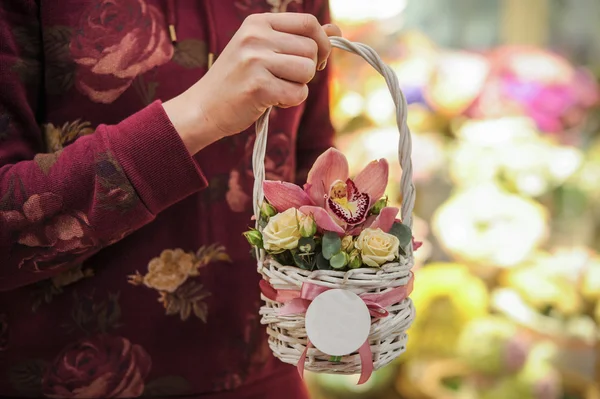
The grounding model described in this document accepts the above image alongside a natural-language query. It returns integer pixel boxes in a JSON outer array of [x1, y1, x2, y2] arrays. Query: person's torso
[[0, 0, 311, 397]]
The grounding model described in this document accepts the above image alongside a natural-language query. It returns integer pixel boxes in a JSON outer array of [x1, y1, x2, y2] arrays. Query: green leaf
[[172, 39, 207, 69], [12, 57, 40, 86], [272, 251, 293, 266], [292, 250, 311, 270], [46, 64, 75, 95], [258, 217, 268, 229], [322, 232, 341, 260], [143, 376, 193, 397], [8, 359, 47, 397], [43, 26, 72, 61], [43, 26, 75, 95], [316, 252, 331, 270], [389, 222, 412, 249], [330, 355, 342, 362], [298, 237, 316, 253], [329, 252, 348, 269], [13, 25, 41, 58]]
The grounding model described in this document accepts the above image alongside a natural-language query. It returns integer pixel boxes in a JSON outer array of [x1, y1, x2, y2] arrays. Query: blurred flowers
[[450, 118, 583, 197], [468, 46, 599, 135], [432, 183, 548, 268], [457, 316, 531, 375], [319, 22, 600, 399], [406, 263, 489, 358]]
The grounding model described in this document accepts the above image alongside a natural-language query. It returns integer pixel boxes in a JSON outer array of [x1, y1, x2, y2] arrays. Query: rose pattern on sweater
[[69, 0, 173, 103]]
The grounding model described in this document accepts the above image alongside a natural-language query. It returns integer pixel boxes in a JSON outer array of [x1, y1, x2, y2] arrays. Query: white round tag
[[305, 289, 371, 356]]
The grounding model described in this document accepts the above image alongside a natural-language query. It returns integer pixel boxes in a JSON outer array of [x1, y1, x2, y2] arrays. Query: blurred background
[[306, 0, 600, 398]]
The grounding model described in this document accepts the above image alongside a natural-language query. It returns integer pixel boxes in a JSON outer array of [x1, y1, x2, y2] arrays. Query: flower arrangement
[[244, 148, 419, 271]]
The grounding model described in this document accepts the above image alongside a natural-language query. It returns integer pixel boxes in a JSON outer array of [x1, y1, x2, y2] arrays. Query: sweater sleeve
[[295, 0, 336, 184], [0, 1, 207, 291]]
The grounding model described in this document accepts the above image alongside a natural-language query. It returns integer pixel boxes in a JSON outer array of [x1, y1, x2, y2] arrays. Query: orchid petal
[[299, 206, 344, 234], [413, 239, 423, 251], [263, 181, 313, 212], [353, 159, 389, 202], [306, 148, 349, 207], [361, 215, 377, 230], [370, 207, 399, 233], [346, 226, 363, 236], [326, 190, 369, 226]]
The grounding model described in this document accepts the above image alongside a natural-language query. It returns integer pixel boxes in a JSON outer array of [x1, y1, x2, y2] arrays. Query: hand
[[163, 13, 342, 155]]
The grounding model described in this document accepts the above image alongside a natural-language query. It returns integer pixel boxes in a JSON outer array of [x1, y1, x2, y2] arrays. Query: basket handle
[[251, 36, 415, 231]]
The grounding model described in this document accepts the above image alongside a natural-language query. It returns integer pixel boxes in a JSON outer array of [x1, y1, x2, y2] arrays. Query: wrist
[[162, 92, 223, 155]]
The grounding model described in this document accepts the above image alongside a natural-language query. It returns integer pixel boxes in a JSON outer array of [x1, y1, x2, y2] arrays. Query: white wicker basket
[[251, 37, 416, 379]]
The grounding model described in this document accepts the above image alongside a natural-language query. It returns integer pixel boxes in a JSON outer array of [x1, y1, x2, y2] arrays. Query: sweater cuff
[[106, 100, 208, 215]]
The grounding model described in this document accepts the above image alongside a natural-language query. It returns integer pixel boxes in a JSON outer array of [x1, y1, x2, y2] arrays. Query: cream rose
[[355, 228, 400, 267], [263, 208, 306, 253]]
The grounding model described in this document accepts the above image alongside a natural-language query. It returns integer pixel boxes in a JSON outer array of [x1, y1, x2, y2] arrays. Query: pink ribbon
[[259, 273, 414, 385]]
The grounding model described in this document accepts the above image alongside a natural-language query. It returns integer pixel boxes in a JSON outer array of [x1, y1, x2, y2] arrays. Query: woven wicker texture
[[251, 37, 416, 375]]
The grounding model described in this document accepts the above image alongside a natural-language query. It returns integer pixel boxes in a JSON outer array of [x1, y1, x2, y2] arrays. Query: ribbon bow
[[259, 273, 414, 384]]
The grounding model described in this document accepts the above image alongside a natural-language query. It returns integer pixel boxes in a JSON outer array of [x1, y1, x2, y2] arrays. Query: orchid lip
[[325, 179, 370, 226]]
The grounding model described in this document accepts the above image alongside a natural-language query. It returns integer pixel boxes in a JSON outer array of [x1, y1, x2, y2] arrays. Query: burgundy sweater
[[0, 0, 334, 398]]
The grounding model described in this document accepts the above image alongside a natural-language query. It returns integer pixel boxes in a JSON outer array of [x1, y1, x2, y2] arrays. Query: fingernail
[[318, 60, 327, 71]]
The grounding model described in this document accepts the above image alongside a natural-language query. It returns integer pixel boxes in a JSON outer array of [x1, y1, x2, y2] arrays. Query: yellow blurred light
[[338, 91, 364, 118], [456, 117, 538, 144], [405, 263, 489, 358], [392, 57, 435, 87], [548, 146, 583, 181], [330, 0, 407, 22], [426, 51, 490, 117], [366, 87, 396, 125], [515, 173, 548, 197]]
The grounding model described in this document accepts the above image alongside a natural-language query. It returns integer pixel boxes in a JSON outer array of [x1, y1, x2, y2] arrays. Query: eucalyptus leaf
[[273, 251, 293, 266], [329, 252, 348, 269], [292, 250, 311, 270], [398, 245, 407, 256], [322, 232, 342, 260], [258, 217, 268, 229], [298, 237, 316, 253], [316, 252, 331, 270], [389, 222, 412, 248]]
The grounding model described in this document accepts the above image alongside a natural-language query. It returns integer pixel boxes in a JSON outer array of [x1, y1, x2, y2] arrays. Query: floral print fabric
[[0, 0, 333, 397]]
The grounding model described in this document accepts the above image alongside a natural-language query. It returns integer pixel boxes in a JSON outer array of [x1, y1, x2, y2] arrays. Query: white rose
[[263, 208, 306, 253], [355, 228, 400, 267]]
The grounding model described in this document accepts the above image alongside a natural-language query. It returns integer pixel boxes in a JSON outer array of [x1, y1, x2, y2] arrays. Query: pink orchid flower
[[263, 148, 393, 234]]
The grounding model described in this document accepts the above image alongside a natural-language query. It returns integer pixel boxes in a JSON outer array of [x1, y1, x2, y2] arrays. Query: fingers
[[267, 53, 316, 84], [266, 13, 331, 69], [272, 78, 309, 108], [323, 23, 342, 38], [270, 31, 318, 64]]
